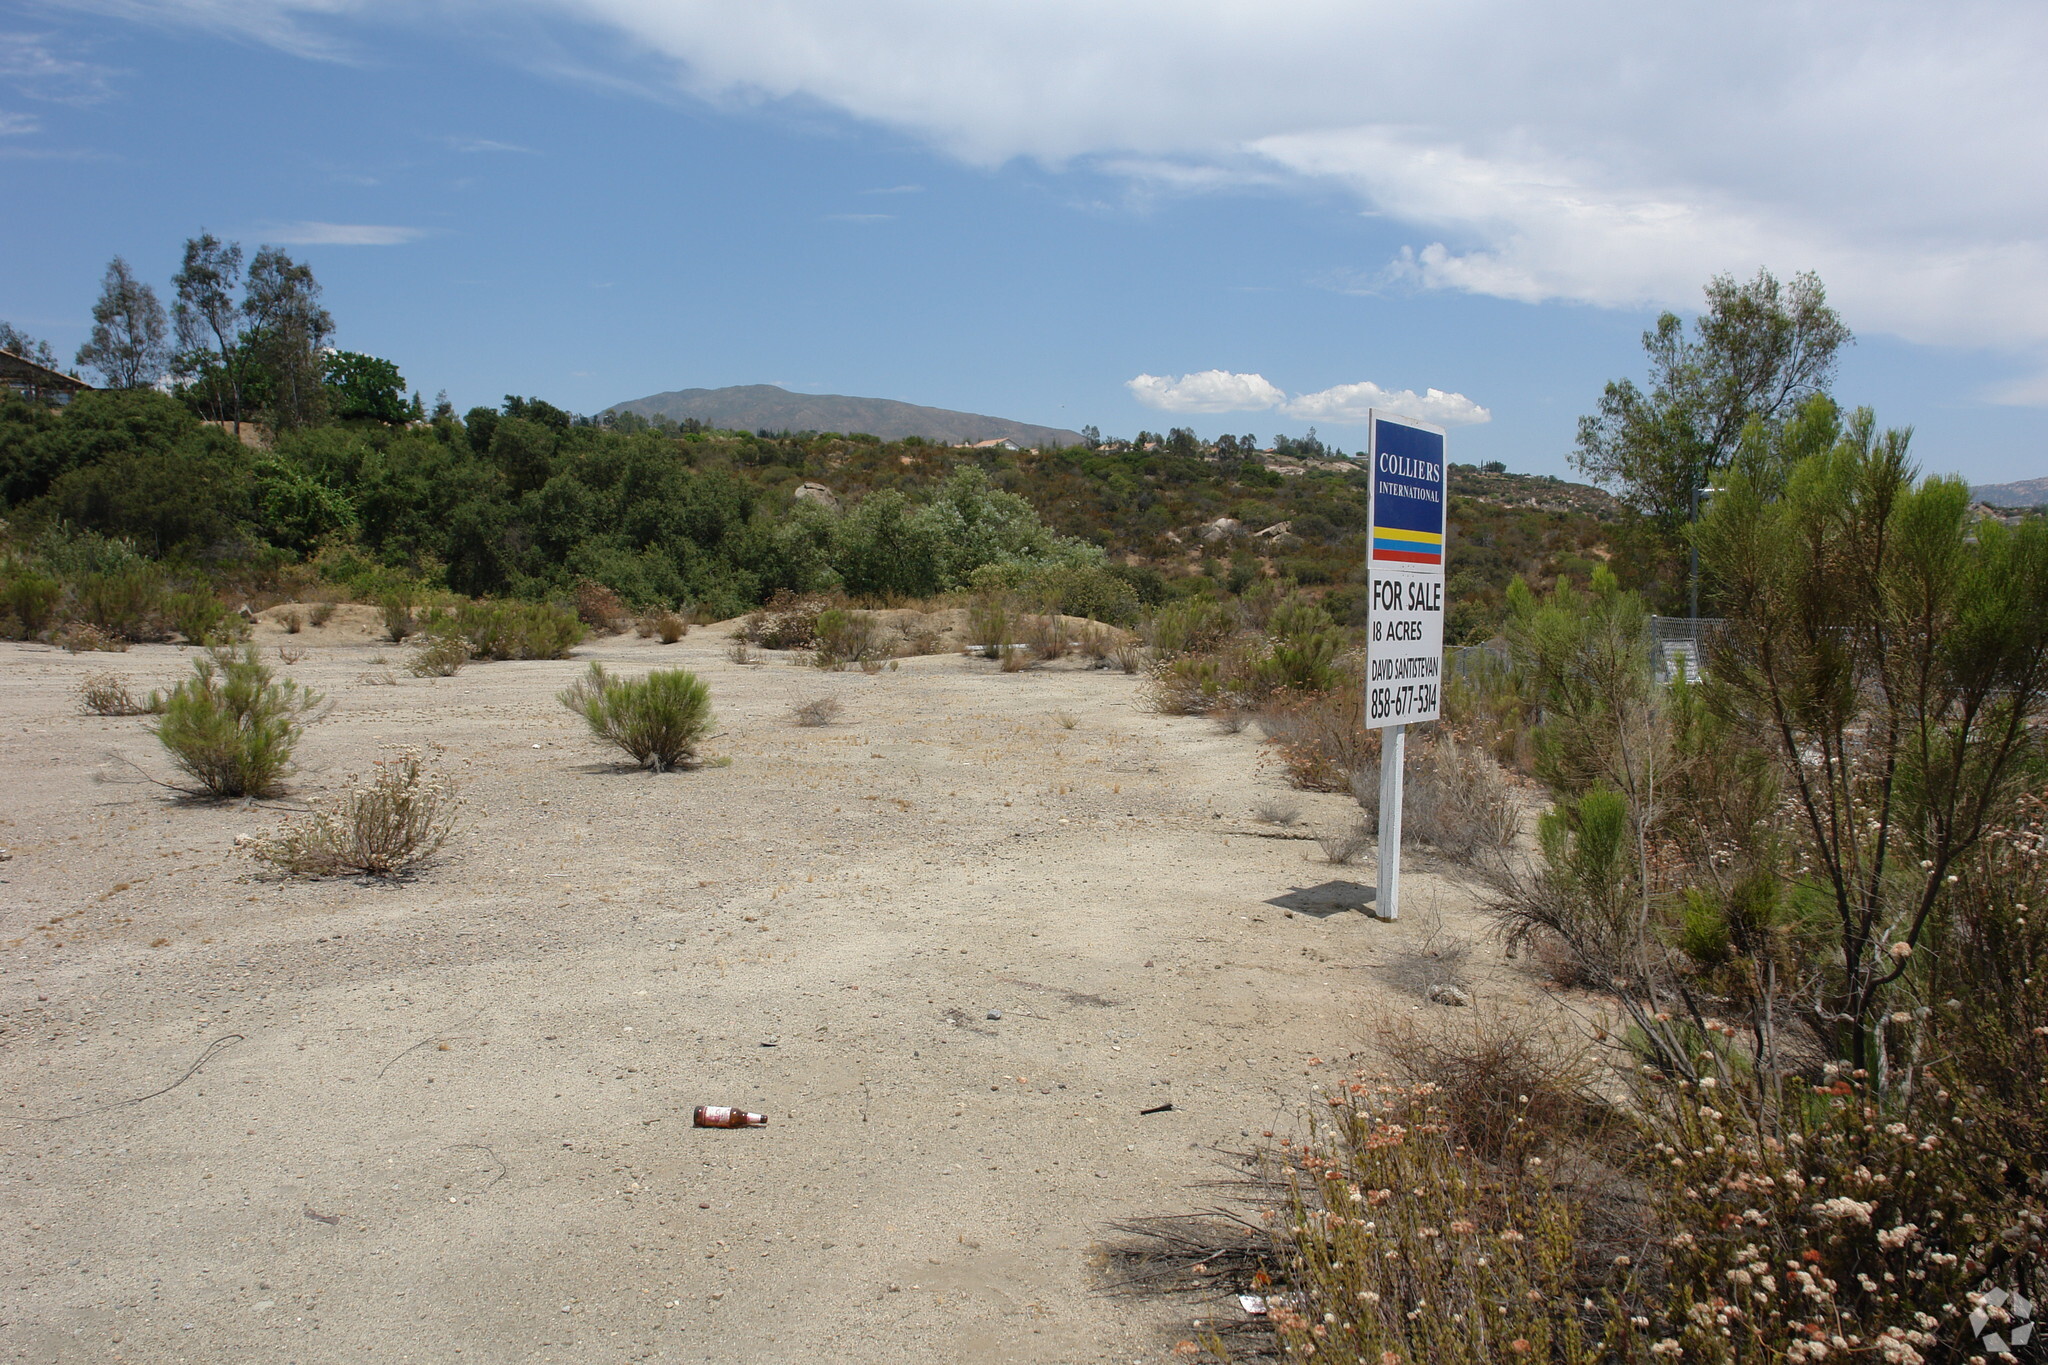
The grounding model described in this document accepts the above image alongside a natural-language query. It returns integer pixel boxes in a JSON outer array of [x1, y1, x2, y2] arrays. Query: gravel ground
[[0, 619, 1510, 1364]]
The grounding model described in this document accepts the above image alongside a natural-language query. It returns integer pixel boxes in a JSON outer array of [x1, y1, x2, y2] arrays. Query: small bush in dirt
[[904, 622, 947, 657], [405, 635, 471, 677], [277, 644, 308, 665], [307, 600, 337, 627], [790, 694, 843, 727], [377, 591, 418, 641], [58, 621, 128, 653], [280, 607, 304, 634], [633, 615, 656, 639], [1382, 1010, 1607, 1160], [651, 612, 687, 644], [1024, 613, 1071, 662], [1052, 710, 1079, 730], [1142, 643, 1267, 715], [425, 601, 583, 661], [814, 608, 881, 666], [1395, 735, 1521, 861], [571, 579, 629, 633], [1258, 682, 1376, 790], [153, 646, 322, 798], [1252, 798, 1300, 825], [2, 571, 62, 637], [250, 748, 459, 878], [726, 637, 759, 665], [741, 591, 828, 649], [559, 662, 712, 772], [165, 591, 244, 645], [966, 594, 1013, 657], [1108, 638, 1145, 674], [1316, 818, 1373, 865], [77, 671, 162, 716]]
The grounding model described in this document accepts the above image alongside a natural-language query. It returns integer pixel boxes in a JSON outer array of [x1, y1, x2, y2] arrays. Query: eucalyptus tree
[[75, 257, 170, 389]]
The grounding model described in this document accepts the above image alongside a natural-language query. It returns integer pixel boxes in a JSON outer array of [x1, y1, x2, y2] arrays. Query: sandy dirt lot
[[1, 621, 1516, 1364]]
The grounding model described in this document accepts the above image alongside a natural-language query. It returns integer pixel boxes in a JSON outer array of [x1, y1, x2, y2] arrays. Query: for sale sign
[[1365, 410, 1447, 728]]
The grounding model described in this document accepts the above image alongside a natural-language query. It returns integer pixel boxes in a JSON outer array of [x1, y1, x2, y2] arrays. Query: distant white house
[[965, 436, 1022, 451]]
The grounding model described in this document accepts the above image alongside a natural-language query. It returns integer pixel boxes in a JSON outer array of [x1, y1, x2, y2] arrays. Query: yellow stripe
[[1373, 527, 1443, 545]]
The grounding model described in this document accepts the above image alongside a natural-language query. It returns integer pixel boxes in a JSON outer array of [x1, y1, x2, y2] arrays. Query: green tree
[[171, 234, 249, 431], [242, 246, 333, 431], [1573, 269, 1851, 606], [1695, 397, 2048, 1087], [324, 351, 409, 423], [75, 257, 169, 389]]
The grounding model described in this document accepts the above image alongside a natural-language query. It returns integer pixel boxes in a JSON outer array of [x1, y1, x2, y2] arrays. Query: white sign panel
[[1365, 410, 1447, 728]]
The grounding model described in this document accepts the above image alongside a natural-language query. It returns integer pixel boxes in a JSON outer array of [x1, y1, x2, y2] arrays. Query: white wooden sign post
[[1364, 410, 1448, 921]]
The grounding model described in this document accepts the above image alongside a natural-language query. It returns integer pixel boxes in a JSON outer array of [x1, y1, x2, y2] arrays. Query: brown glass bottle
[[693, 1105, 767, 1128]]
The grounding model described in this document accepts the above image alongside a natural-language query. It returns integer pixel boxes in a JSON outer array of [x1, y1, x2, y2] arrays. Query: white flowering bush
[[250, 748, 459, 877]]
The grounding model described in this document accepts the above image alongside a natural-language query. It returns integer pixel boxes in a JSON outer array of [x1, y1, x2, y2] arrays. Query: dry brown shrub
[[281, 608, 304, 634], [1404, 735, 1520, 860], [250, 748, 459, 878], [406, 635, 471, 677], [726, 637, 759, 665], [77, 672, 161, 716], [651, 612, 687, 644], [1108, 639, 1145, 674], [1380, 1010, 1608, 1160], [790, 694, 843, 727], [307, 600, 337, 627], [1025, 613, 1070, 661], [1316, 818, 1373, 865], [277, 644, 308, 665], [59, 622, 128, 653], [572, 580, 630, 633], [1258, 683, 1376, 791], [741, 591, 830, 649]]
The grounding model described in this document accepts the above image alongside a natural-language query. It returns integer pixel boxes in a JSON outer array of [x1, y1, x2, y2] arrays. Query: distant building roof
[[966, 436, 1022, 450], [0, 348, 93, 402]]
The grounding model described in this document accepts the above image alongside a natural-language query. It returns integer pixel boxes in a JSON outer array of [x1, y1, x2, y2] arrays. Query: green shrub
[[1, 571, 62, 637], [377, 590, 418, 641], [426, 601, 583, 661], [74, 565, 167, 641], [406, 635, 471, 677], [153, 646, 323, 798], [558, 663, 712, 772], [1031, 563, 1140, 626], [813, 608, 881, 666], [165, 591, 243, 645], [966, 593, 1013, 656], [1145, 597, 1234, 657]]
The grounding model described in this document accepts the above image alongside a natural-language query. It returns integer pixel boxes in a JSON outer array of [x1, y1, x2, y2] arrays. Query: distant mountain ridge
[[605, 384, 1085, 448], [1971, 476, 2048, 507]]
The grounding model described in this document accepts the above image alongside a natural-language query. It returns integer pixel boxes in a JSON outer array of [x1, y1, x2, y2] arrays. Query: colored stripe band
[[1372, 527, 1443, 545], [1373, 547, 1441, 564]]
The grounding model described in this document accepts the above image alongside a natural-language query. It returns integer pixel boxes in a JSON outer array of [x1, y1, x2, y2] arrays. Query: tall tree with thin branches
[[75, 256, 170, 390]]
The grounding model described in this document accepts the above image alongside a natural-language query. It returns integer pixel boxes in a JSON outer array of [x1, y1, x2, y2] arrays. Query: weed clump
[[250, 748, 458, 877], [741, 591, 828, 650], [58, 622, 128, 653], [559, 663, 712, 772], [153, 646, 322, 798], [77, 671, 162, 716], [789, 694, 843, 727], [406, 634, 471, 677], [166, 591, 242, 645]]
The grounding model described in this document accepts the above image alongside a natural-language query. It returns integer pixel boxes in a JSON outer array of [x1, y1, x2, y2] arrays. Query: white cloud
[[78, 1, 2048, 380], [1282, 382, 1490, 428], [1128, 370, 1284, 414], [445, 135, 536, 153], [1130, 370, 1489, 426], [0, 111, 39, 134], [260, 221, 428, 245]]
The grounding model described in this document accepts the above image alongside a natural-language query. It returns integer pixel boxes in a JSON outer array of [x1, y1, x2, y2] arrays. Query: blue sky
[[4, 1, 2044, 482]]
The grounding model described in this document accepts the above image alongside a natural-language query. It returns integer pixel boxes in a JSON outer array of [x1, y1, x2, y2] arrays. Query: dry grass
[[307, 600, 337, 628], [1404, 735, 1520, 861], [1257, 685, 1375, 791], [1052, 710, 1079, 730], [1025, 613, 1071, 662], [1252, 798, 1300, 826], [277, 644, 308, 665], [76, 672, 161, 716], [726, 637, 760, 665], [406, 635, 471, 677], [1108, 639, 1145, 674], [249, 748, 459, 878], [790, 694, 843, 727], [1315, 818, 1373, 865], [741, 591, 830, 650], [649, 612, 687, 644], [58, 622, 128, 653]]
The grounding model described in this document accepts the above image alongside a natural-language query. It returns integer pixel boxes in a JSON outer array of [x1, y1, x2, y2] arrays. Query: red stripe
[[1373, 548, 1440, 564]]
